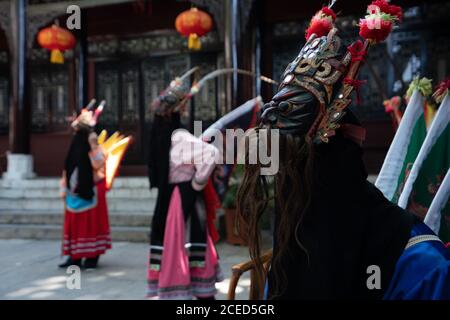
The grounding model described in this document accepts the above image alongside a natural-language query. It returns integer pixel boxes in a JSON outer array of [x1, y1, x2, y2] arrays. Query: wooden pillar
[[238, 7, 257, 105], [9, 0, 30, 154], [260, 3, 273, 103], [87, 60, 96, 101], [254, 7, 262, 98], [75, 9, 88, 110], [4, 0, 35, 180], [68, 59, 76, 116], [223, 0, 238, 111]]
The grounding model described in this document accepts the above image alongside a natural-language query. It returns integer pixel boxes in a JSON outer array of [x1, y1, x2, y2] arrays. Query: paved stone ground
[[0, 239, 257, 300]]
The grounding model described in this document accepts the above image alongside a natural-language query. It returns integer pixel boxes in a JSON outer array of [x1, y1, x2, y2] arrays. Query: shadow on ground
[[0, 238, 260, 300]]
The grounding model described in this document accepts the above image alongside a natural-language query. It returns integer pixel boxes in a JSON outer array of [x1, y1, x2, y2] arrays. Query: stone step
[[0, 188, 157, 200], [0, 224, 150, 242], [0, 177, 150, 189], [0, 198, 156, 212], [0, 211, 152, 227]]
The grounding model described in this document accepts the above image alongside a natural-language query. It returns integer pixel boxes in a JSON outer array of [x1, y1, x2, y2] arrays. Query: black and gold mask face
[[261, 29, 352, 141], [260, 84, 320, 136]]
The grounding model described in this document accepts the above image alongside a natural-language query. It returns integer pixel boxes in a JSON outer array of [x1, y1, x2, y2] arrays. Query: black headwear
[[148, 113, 181, 190], [268, 131, 416, 299], [64, 130, 94, 200]]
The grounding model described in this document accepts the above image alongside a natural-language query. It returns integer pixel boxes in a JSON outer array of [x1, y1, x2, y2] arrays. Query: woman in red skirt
[[58, 104, 111, 269]]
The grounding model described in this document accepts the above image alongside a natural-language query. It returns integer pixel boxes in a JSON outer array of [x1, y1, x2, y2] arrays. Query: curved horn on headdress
[[190, 68, 278, 95], [328, 0, 337, 9], [177, 66, 201, 83], [305, 3, 337, 40], [85, 98, 97, 111], [201, 96, 263, 141], [94, 100, 106, 121]]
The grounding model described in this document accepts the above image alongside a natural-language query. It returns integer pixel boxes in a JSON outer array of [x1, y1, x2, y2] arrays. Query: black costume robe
[[268, 132, 416, 299]]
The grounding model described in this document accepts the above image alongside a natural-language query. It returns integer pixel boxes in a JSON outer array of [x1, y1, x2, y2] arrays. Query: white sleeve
[[191, 141, 219, 191], [171, 130, 220, 191]]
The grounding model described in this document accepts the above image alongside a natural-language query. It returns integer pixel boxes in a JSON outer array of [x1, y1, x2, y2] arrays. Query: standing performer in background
[[146, 65, 276, 299], [237, 1, 449, 300], [147, 69, 223, 300], [59, 100, 131, 269]]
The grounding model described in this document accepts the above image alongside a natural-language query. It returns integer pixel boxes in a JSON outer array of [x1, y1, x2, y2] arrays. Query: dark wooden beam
[[0, 28, 8, 51], [238, 10, 256, 105], [224, 0, 234, 112], [262, 0, 450, 24], [87, 60, 96, 102], [9, 0, 30, 154], [84, 1, 191, 37], [260, 1, 274, 103]]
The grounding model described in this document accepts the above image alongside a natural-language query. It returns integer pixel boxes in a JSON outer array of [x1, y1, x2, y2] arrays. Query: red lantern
[[175, 7, 213, 51], [37, 25, 76, 64]]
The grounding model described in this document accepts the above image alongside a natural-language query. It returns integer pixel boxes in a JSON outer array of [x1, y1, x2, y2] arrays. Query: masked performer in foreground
[[237, 1, 450, 300], [60, 100, 131, 269]]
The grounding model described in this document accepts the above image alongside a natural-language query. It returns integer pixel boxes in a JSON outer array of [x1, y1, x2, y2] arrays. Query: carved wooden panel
[[96, 64, 120, 126], [166, 55, 190, 84], [191, 53, 218, 124], [88, 32, 220, 58], [121, 65, 140, 123], [30, 65, 69, 131], [51, 71, 69, 125], [216, 53, 226, 117], [142, 57, 165, 122], [31, 71, 50, 129]]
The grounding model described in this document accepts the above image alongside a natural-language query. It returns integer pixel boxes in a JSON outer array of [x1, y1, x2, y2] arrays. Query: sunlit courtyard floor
[[0, 238, 258, 300]]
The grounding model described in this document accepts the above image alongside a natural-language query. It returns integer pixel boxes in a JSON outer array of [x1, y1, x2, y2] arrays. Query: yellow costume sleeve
[[99, 131, 132, 190]]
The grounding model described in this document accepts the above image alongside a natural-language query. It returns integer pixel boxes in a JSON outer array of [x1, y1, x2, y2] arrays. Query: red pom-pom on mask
[[359, 18, 393, 43], [359, 1, 402, 43], [305, 7, 337, 40], [305, 19, 334, 40], [320, 7, 337, 21], [370, 0, 403, 21]]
